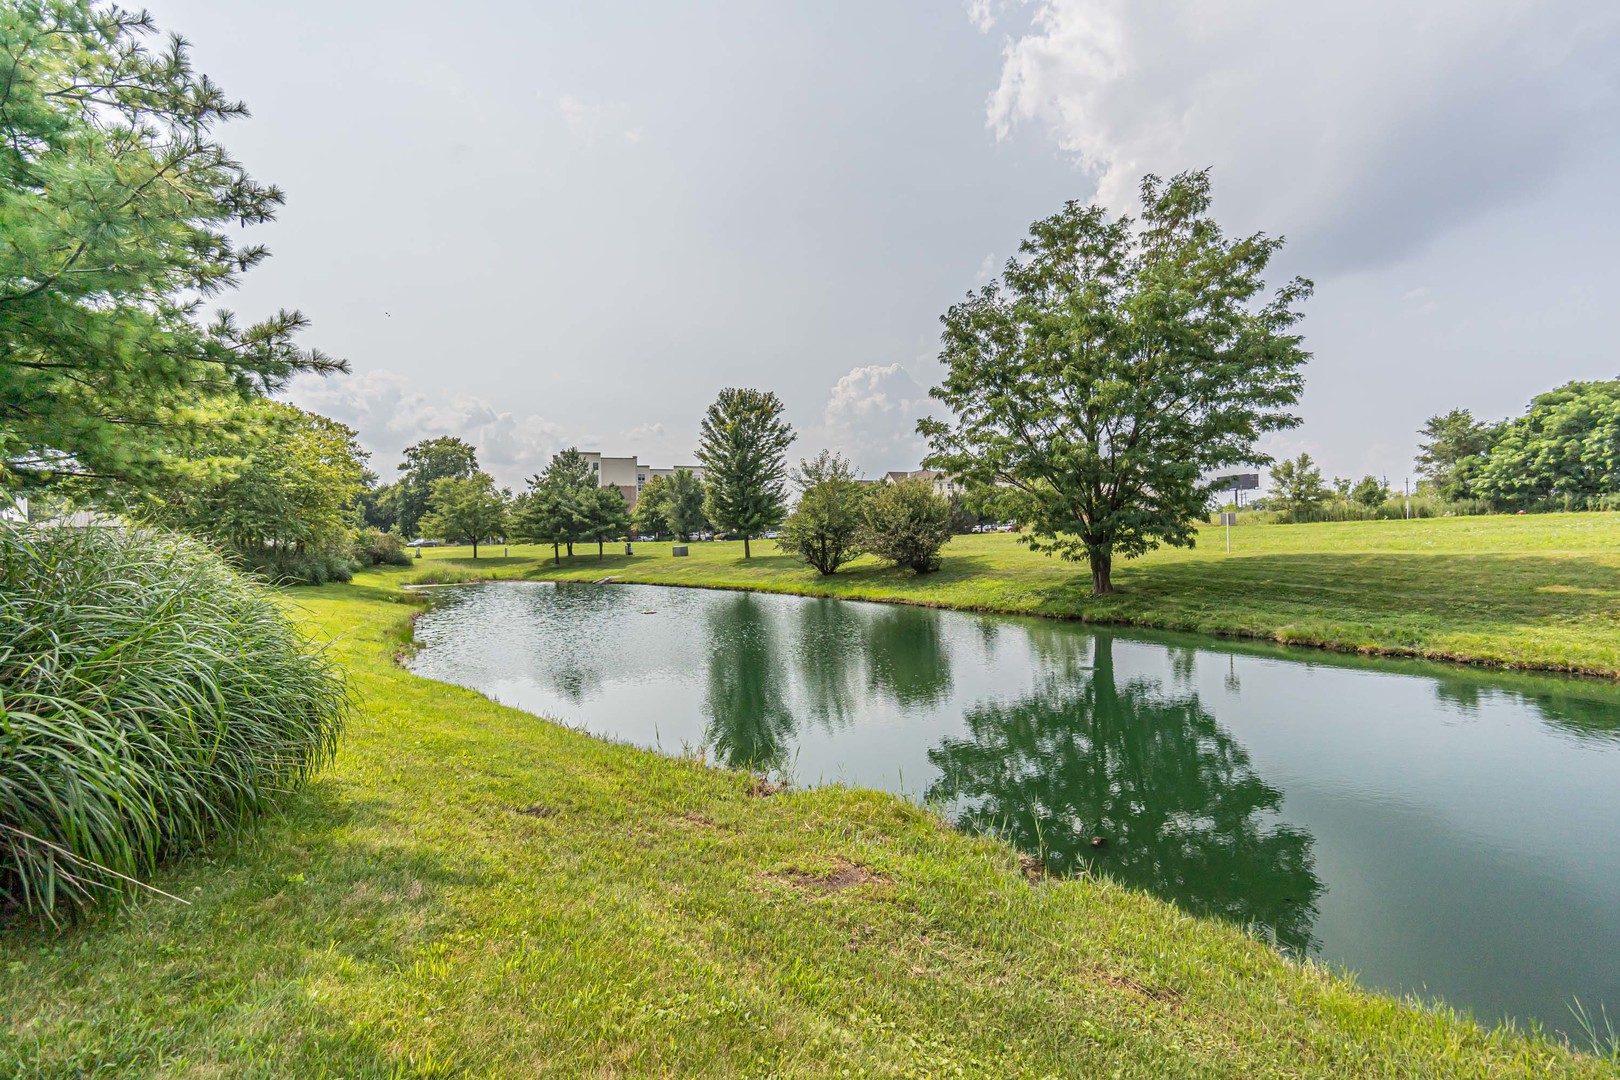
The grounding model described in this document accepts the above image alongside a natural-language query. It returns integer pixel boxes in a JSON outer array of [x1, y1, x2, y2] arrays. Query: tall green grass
[[0, 524, 348, 919]]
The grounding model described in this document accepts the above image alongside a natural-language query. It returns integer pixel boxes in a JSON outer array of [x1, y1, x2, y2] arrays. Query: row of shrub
[[0, 525, 349, 920], [218, 528, 414, 587]]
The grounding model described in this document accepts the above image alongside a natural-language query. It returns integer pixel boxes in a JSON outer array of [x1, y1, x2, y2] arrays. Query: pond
[[408, 581, 1620, 1041]]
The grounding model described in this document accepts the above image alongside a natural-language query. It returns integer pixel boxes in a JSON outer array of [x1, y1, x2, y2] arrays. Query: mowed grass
[[405, 512, 1620, 676], [1, 577, 1613, 1077]]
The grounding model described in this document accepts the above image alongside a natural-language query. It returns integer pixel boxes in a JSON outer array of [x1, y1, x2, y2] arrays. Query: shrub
[[237, 546, 359, 585], [0, 524, 348, 919], [353, 527, 411, 567], [777, 451, 866, 575], [860, 476, 953, 573]]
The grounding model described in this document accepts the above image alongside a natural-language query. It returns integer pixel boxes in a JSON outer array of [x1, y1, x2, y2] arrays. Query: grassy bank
[[1, 572, 1612, 1076], [401, 512, 1620, 676]]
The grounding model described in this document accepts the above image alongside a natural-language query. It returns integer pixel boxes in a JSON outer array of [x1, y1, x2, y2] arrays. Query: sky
[[147, 0, 1620, 492]]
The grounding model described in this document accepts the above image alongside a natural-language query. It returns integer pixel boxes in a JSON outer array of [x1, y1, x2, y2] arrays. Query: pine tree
[[0, 3, 343, 493]]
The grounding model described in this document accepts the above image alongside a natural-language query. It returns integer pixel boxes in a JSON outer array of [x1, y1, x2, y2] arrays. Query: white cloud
[[285, 369, 576, 488], [285, 370, 700, 488], [974, 252, 997, 283], [965, 0, 1014, 34], [811, 363, 932, 473], [978, 0, 1620, 274]]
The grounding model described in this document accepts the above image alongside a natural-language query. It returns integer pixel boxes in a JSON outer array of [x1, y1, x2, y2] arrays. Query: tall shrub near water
[[861, 476, 953, 574], [0, 524, 347, 919]]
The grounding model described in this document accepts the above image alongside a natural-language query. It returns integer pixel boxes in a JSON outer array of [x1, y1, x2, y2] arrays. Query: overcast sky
[[149, 0, 1620, 491]]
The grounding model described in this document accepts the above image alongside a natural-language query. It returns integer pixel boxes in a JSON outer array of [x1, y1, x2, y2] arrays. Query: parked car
[[407, 538, 440, 548]]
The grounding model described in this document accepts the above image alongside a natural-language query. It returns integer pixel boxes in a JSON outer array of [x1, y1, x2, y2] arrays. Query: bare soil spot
[[773, 858, 885, 896], [743, 777, 780, 798], [514, 803, 558, 819], [678, 810, 731, 831], [1092, 966, 1183, 1006]]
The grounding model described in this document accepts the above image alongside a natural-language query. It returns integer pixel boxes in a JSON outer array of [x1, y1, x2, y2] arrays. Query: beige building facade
[[579, 453, 704, 510]]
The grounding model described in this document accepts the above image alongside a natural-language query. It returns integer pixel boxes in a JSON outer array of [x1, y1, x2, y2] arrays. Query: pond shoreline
[[403, 567, 1620, 682], [400, 574, 1620, 1049]]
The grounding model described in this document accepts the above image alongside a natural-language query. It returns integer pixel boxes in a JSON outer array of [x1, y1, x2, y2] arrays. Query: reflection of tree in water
[[926, 634, 1322, 954], [796, 599, 866, 731], [864, 607, 953, 709], [1431, 674, 1620, 744], [703, 595, 796, 770]]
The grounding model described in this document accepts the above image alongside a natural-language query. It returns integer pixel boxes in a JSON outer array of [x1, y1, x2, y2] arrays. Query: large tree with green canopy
[[1414, 408, 1495, 501], [418, 473, 508, 560], [0, 2, 343, 493], [138, 400, 368, 559], [918, 171, 1312, 593], [393, 437, 479, 538], [1472, 380, 1620, 510], [696, 388, 795, 559]]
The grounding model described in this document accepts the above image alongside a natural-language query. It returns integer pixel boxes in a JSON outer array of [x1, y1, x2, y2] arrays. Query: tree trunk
[[472, 539, 479, 559], [552, 542, 560, 565], [1090, 549, 1113, 594], [743, 535, 751, 559], [598, 537, 604, 559]]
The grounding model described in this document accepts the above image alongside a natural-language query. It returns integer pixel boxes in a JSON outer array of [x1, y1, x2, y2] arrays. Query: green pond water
[[409, 581, 1620, 1042]]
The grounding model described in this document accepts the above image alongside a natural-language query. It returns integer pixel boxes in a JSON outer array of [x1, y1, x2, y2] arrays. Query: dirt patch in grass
[[1091, 966, 1184, 1007], [514, 803, 558, 819], [743, 777, 780, 798], [772, 858, 885, 896], [678, 810, 732, 831]]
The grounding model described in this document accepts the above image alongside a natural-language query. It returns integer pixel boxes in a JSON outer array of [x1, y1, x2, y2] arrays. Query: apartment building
[[579, 453, 704, 510], [882, 468, 964, 499]]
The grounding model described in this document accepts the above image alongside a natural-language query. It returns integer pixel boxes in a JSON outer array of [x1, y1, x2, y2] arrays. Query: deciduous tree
[[418, 473, 508, 559], [778, 450, 866, 575], [1350, 475, 1389, 510], [919, 171, 1311, 593], [395, 437, 479, 538], [1473, 380, 1620, 510], [632, 474, 674, 537], [140, 401, 366, 562], [696, 388, 795, 558], [1270, 454, 1328, 521], [664, 468, 710, 541], [1415, 409, 1495, 501]]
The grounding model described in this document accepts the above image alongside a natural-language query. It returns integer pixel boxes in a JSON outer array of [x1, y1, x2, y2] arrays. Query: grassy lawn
[[2, 569, 1614, 1076], [401, 512, 1620, 676]]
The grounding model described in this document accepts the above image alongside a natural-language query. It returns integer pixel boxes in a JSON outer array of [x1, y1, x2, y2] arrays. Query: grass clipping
[[0, 524, 348, 919]]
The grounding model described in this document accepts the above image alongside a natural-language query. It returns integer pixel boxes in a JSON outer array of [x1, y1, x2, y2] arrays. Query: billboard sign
[[1212, 472, 1260, 491]]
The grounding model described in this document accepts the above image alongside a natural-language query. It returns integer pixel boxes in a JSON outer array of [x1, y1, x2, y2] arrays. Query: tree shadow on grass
[[1034, 551, 1620, 626], [0, 778, 500, 1074]]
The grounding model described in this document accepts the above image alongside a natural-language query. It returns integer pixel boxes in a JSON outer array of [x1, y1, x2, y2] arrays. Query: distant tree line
[[1414, 380, 1620, 512]]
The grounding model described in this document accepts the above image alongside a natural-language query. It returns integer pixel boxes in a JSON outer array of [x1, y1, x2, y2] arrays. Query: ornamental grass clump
[[0, 524, 348, 920]]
